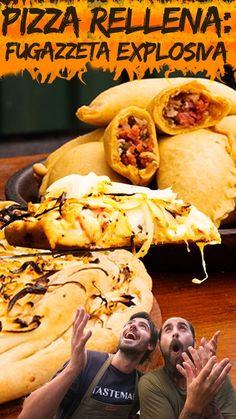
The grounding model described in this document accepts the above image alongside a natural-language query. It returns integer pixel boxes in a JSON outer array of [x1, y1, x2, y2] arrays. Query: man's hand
[[177, 345, 210, 379], [200, 330, 220, 356], [177, 330, 220, 381], [177, 350, 231, 418], [18, 308, 92, 419], [67, 307, 92, 375]]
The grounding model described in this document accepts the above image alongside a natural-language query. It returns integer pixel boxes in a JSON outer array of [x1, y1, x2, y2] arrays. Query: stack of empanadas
[[34, 77, 236, 226]]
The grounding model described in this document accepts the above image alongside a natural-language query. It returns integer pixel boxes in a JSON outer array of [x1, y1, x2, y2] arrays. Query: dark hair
[[158, 319, 196, 341], [128, 311, 159, 363]]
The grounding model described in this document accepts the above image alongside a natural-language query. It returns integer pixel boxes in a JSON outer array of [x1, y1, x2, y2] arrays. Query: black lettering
[[162, 7, 180, 33], [96, 41, 109, 60], [108, 7, 126, 33], [90, 7, 109, 37], [143, 42, 156, 62], [28, 43, 41, 60], [212, 41, 227, 61], [117, 42, 130, 60], [2, 7, 21, 35], [155, 43, 169, 60], [27, 8, 45, 34], [169, 42, 184, 60], [55, 42, 67, 59], [89, 43, 97, 60], [179, 7, 203, 34], [44, 8, 63, 34], [183, 42, 196, 61], [201, 6, 222, 37], [143, 8, 162, 34], [126, 7, 145, 34], [40, 41, 54, 60], [59, 6, 80, 38], [65, 42, 77, 59], [196, 43, 214, 61], [130, 42, 143, 62], [76, 43, 89, 59], [5, 41, 18, 60], [20, 7, 27, 35]]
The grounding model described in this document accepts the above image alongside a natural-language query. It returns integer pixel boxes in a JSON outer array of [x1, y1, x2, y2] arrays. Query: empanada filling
[[163, 92, 210, 127], [117, 115, 155, 169]]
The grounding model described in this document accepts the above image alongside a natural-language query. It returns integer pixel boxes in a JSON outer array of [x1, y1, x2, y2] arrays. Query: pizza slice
[[0, 247, 153, 404], [1, 173, 221, 258]]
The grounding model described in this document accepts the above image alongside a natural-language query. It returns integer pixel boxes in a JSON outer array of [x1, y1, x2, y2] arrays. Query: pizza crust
[[3, 175, 221, 257], [0, 248, 153, 404]]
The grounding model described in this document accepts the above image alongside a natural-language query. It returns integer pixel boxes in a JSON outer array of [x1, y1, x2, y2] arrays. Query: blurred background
[[0, 67, 122, 156], [0, 65, 235, 157]]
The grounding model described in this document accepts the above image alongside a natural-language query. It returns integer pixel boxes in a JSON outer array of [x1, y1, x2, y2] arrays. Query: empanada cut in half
[[76, 77, 236, 126], [147, 81, 231, 135], [157, 129, 236, 227], [103, 106, 159, 186]]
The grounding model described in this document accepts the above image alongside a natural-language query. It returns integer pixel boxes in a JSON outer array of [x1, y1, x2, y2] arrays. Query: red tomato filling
[[163, 92, 210, 127], [117, 115, 154, 169]]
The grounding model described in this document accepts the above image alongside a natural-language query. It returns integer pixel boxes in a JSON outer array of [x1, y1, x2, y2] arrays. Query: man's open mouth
[[124, 331, 137, 340], [169, 339, 183, 354]]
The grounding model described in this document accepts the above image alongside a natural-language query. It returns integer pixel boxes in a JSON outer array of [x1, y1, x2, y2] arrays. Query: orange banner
[[0, 0, 235, 82]]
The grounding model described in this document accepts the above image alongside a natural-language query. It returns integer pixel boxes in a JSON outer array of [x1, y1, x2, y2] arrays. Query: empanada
[[76, 78, 236, 126], [39, 141, 128, 197], [103, 106, 159, 186], [213, 116, 236, 224], [214, 115, 236, 163], [33, 129, 105, 185], [147, 81, 231, 135], [157, 129, 236, 226]]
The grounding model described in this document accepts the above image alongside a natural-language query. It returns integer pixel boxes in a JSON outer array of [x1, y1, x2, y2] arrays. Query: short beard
[[161, 339, 194, 380], [117, 341, 147, 364], [163, 353, 184, 380]]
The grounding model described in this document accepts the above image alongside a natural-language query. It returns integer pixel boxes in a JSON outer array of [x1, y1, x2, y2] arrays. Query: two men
[[19, 310, 235, 419], [19, 307, 158, 419], [139, 317, 236, 418]]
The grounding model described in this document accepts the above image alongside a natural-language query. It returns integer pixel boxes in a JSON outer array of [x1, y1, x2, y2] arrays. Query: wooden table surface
[[0, 154, 236, 396]]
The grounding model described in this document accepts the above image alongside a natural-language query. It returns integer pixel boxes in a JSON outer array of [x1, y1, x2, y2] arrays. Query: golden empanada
[[103, 106, 159, 186], [147, 81, 231, 135], [39, 141, 128, 197], [76, 78, 236, 126], [213, 115, 236, 224], [157, 129, 236, 226], [214, 115, 236, 163], [34, 128, 105, 182]]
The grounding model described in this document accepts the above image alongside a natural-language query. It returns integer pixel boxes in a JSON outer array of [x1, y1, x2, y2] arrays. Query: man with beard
[[19, 307, 158, 419], [139, 317, 236, 418]]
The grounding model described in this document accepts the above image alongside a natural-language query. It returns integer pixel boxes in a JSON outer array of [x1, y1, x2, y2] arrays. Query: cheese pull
[[103, 106, 159, 186], [3, 174, 221, 257]]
